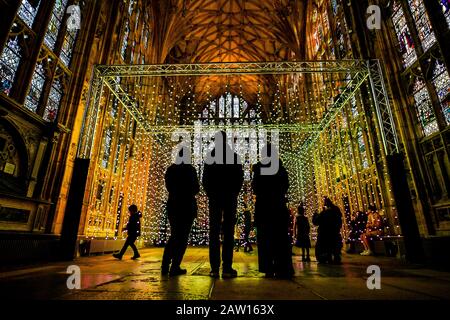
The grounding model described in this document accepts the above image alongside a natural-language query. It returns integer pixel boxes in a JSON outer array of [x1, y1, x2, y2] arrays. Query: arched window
[[392, 1, 417, 68], [413, 78, 439, 136], [431, 60, 450, 125], [406, 0, 436, 52]]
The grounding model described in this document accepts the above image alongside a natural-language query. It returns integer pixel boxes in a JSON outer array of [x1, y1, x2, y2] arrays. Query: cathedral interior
[[0, 0, 450, 301]]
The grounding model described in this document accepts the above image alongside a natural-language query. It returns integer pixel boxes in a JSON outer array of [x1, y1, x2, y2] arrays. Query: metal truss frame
[[78, 60, 399, 159]]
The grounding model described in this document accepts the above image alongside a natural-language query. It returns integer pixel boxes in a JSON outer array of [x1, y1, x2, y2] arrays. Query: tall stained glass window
[[45, 0, 68, 51], [102, 127, 113, 168], [413, 79, 439, 135], [44, 77, 63, 122], [431, 61, 450, 125], [392, 1, 417, 68], [18, 0, 41, 28], [60, 29, 78, 66], [25, 59, 47, 112], [407, 0, 436, 51], [0, 35, 22, 95], [440, 0, 450, 30]]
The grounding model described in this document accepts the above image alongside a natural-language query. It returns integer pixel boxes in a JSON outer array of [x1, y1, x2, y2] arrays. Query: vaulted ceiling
[[142, 0, 308, 111]]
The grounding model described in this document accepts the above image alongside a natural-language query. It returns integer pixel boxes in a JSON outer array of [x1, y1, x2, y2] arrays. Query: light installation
[[77, 60, 402, 245]]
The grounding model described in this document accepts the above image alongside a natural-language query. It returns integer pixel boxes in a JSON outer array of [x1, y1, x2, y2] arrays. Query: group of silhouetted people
[[159, 131, 294, 278], [113, 130, 390, 276]]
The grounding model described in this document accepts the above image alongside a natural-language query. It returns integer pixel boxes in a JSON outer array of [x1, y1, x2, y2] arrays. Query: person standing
[[295, 202, 311, 262], [252, 143, 294, 278], [203, 131, 244, 278], [161, 147, 200, 276], [113, 204, 142, 260], [360, 205, 384, 256], [313, 197, 343, 264], [242, 198, 254, 253], [346, 211, 367, 254]]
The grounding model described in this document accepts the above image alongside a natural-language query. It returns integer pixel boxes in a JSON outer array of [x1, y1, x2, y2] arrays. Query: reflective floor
[[1, 247, 449, 300]]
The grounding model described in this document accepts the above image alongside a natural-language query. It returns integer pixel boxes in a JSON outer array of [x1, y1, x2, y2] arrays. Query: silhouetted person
[[203, 131, 244, 278], [113, 204, 141, 260], [295, 202, 311, 262], [252, 144, 294, 278], [346, 210, 367, 254], [313, 197, 343, 264], [162, 147, 200, 276], [242, 198, 253, 253]]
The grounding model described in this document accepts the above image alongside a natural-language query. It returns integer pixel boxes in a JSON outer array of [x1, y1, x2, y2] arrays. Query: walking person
[[203, 131, 244, 278], [113, 204, 142, 260], [161, 146, 200, 276], [295, 202, 311, 262], [252, 143, 294, 278]]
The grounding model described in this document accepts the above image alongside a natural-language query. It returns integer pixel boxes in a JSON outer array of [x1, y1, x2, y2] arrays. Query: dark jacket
[[202, 142, 244, 201], [165, 163, 200, 202], [252, 160, 289, 204], [125, 211, 142, 238]]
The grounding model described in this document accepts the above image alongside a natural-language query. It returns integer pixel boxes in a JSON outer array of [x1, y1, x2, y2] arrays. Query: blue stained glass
[[392, 2, 417, 68], [357, 129, 368, 169], [18, 0, 41, 28], [44, 77, 63, 122], [25, 60, 46, 113], [431, 61, 450, 125], [413, 79, 439, 135], [407, 0, 436, 51], [0, 36, 22, 95], [440, 0, 450, 28], [44, 0, 68, 51]]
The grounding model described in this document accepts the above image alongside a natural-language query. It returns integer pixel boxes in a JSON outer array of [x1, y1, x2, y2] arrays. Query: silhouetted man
[[313, 197, 343, 264], [162, 146, 200, 276], [113, 204, 141, 260], [252, 143, 294, 278], [203, 131, 244, 278]]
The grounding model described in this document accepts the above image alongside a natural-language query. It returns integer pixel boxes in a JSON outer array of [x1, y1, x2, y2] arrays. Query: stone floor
[[1, 246, 449, 300]]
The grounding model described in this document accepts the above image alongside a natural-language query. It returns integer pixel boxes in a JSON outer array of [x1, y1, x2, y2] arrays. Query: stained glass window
[[43, 77, 63, 122], [413, 79, 439, 135], [60, 30, 78, 66], [0, 36, 22, 95], [233, 97, 240, 118], [18, 0, 41, 28], [407, 0, 436, 51], [25, 60, 46, 113], [392, 2, 417, 68], [440, 0, 450, 28], [128, 0, 135, 15], [45, 0, 68, 51], [225, 93, 232, 118], [331, 0, 339, 15], [218, 96, 225, 118], [431, 61, 450, 125], [121, 20, 129, 60]]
